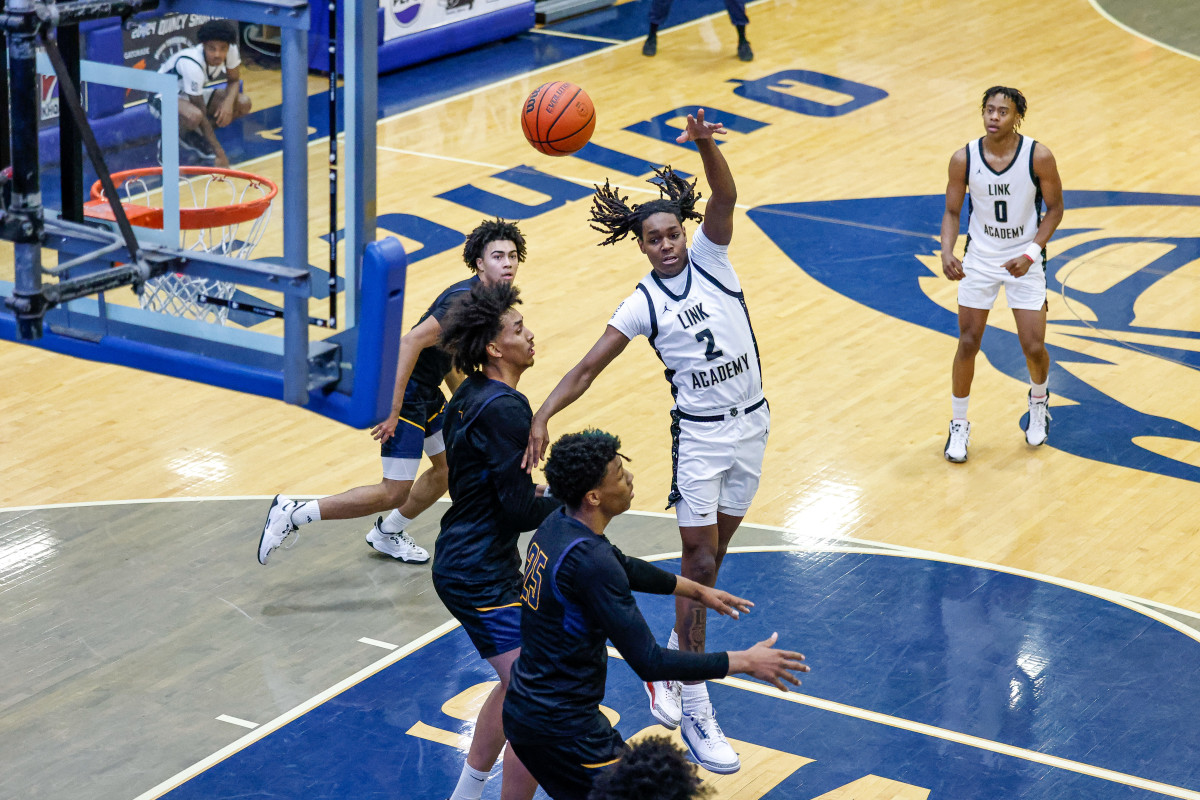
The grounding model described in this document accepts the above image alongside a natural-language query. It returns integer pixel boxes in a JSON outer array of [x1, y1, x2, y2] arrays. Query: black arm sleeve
[[568, 547, 728, 682], [477, 396, 560, 529], [613, 548, 678, 595]]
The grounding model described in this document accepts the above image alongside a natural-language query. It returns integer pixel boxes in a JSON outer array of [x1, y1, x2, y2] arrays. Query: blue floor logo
[[749, 191, 1200, 483]]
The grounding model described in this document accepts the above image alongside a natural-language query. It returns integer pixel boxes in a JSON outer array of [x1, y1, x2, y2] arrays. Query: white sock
[[380, 510, 412, 534], [448, 763, 490, 800], [682, 681, 711, 713], [290, 500, 321, 527], [667, 629, 679, 650], [951, 395, 969, 421], [1030, 379, 1048, 400]]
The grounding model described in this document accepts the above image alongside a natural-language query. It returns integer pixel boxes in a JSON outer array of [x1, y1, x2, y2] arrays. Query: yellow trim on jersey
[[475, 602, 522, 612], [583, 757, 623, 769], [396, 416, 426, 432]]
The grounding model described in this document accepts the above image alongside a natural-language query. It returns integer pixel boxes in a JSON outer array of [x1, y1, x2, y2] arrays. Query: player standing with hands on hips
[[941, 86, 1064, 463], [524, 109, 769, 775]]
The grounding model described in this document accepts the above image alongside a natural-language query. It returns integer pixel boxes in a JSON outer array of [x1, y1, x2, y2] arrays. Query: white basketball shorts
[[958, 250, 1046, 311], [669, 400, 770, 527]]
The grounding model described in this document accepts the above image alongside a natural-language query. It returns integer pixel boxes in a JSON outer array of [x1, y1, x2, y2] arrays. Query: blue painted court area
[[749, 192, 1200, 487], [161, 549, 1200, 799]]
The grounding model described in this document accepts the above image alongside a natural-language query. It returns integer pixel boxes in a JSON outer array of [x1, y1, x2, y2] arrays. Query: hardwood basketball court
[[2, 0, 1199, 797]]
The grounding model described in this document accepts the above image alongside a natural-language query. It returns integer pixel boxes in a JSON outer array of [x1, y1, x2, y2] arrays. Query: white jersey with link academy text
[[608, 225, 762, 414], [964, 134, 1043, 263]]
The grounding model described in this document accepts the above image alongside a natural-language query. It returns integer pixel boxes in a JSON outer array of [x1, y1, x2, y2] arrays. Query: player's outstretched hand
[[728, 632, 809, 691], [523, 416, 550, 473], [371, 416, 399, 444], [692, 584, 754, 620], [675, 108, 727, 144], [942, 252, 965, 281]]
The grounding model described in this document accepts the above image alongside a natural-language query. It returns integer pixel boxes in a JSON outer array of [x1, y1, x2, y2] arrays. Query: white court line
[[4, 497, 1199, 632], [215, 714, 259, 730], [607, 647, 1200, 800], [14, 495, 1190, 794], [358, 636, 399, 650], [0, 495, 310, 513], [130, 620, 460, 800], [530, 28, 622, 44], [636, 543, 1200, 642], [1087, 0, 1200, 64]]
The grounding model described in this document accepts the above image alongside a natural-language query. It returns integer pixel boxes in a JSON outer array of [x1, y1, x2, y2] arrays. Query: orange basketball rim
[[84, 166, 278, 230]]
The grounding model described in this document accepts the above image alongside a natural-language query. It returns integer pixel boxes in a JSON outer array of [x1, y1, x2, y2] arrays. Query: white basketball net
[[116, 171, 275, 324]]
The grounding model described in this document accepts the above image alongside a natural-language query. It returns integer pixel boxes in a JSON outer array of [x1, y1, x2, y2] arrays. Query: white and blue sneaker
[[365, 518, 430, 563], [680, 704, 740, 774], [643, 679, 682, 730], [258, 494, 298, 565], [944, 419, 970, 463], [1023, 391, 1052, 446]]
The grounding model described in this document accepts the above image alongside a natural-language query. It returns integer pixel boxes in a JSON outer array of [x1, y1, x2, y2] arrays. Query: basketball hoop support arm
[[2, 0, 166, 338], [2, 0, 316, 407]]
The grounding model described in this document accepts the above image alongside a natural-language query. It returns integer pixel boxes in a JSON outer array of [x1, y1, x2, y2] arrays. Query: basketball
[[521, 81, 596, 156]]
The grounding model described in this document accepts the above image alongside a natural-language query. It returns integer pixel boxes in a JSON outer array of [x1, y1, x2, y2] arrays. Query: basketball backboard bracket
[[0, 0, 405, 427]]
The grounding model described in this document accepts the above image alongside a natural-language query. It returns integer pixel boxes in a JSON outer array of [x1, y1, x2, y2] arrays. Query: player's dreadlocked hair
[[462, 218, 527, 271], [981, 86, 1028, 125], [587, 736, 711, 800], [439, 281, 522, 375], [544, 429, 628, 509], [589, 166, 705, 246]]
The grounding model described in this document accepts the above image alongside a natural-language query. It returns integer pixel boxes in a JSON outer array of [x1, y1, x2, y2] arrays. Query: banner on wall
[[37, 55, 89, 128], [383, 0, 527, 42]]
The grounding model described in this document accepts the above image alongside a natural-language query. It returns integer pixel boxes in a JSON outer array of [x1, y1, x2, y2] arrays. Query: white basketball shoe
[[944, 420, 970, 463], [365, 517, 430, 563], [643, 679, 683, 730], [680, 704, 740, 774], [1024, 391, 1052, 446], [258, 494, 299, 565]]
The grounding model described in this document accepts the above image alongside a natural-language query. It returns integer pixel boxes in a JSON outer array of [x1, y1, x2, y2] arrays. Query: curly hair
[[462, 218, 527, 271], [589, 166, 705, 246], [438, 281, 522, 374], [981, 86, 1027, 121], [587, 736, 710, 800], [544, 429, 627, 509], [196, 20, 237, 45]]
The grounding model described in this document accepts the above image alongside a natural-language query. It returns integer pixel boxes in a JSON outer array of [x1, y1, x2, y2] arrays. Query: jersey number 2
[[695, 328, 724, 362]]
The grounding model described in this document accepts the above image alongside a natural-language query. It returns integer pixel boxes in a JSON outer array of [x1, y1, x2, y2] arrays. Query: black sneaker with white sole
[[180, 130, 217, 161]]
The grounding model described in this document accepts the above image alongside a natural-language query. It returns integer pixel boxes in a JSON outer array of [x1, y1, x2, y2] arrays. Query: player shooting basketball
[[523, 108, 768, 775]]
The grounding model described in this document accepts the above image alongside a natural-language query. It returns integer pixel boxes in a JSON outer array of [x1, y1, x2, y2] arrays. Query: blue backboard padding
[[159, 550, 1200, 799], [0, 238, 408, 428], [304, 237, 407, 428]]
